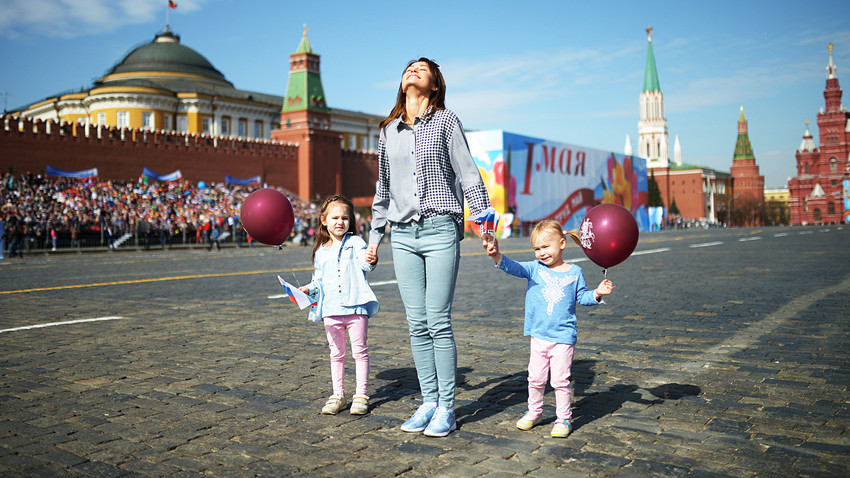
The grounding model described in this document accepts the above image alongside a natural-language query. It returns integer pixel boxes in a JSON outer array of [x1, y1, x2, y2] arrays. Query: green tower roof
[[733, 106, 755, 160], [643, 30, 661, 92], [282, 28, 328, 113], [296, 28, 313, 54]]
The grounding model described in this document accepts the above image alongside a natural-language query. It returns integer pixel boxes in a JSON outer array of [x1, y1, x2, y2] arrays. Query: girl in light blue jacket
[[300, 195, 379, 416]]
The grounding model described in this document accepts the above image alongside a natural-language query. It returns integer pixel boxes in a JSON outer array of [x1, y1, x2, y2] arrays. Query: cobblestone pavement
[[1, 226, 848, 477]]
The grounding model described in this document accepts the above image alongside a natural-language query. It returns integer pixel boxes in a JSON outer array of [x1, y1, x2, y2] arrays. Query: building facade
[[4, 27, 382, 205], [788, 44, 850, 225], [631, 28, 731, 224]]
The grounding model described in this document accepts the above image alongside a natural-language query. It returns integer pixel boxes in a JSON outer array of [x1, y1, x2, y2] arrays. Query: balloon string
[[279, 246, 302, 287], [603, 269, 607, 280]]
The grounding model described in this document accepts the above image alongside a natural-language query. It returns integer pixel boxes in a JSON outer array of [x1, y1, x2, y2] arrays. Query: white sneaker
[[321, 394, 347, 415]]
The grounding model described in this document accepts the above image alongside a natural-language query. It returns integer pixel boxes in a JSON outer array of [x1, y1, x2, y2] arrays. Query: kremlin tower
[[729, 106, 765, 226], [788, 44, 850, 225]]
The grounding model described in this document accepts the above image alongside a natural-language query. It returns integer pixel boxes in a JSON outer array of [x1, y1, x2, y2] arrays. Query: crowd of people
[[0, 171, 338, 257]]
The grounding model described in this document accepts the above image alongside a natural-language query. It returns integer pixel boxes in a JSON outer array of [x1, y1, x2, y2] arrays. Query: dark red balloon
[[240, 188, 295, 245], [578, 203, 639, 269]]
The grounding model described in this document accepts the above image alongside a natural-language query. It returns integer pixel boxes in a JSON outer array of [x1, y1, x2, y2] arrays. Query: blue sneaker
[[400, 402, 437, 433], [423, 406, 456, 437]]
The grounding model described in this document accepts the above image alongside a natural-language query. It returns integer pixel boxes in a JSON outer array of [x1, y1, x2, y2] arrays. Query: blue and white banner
[[45, 165, 98, 178], [225, 175, 261, 186], [142, 168, 182, 182]]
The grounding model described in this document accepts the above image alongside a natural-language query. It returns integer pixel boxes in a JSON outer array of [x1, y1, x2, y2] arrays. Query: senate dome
[[99, 28, 230, 86]]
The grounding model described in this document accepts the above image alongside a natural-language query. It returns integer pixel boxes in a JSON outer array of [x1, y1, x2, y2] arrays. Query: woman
[[365, 58, 491, 437]]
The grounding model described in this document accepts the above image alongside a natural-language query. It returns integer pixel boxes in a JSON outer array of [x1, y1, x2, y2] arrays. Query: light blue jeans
[[391, 215, 461, 408]]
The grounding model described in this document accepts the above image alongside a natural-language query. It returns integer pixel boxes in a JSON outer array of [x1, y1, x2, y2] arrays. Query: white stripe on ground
[[644, 274, 850, 386], [690, 242, 723, 248], [0, 316, 125, 333]]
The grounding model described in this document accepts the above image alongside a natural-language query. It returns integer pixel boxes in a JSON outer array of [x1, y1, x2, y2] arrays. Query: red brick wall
[[1, 115, 380, 204], [1, 115, 300, 190]]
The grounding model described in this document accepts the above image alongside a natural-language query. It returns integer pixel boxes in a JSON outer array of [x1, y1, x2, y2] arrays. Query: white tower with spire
[[624, 134, 633, 156], [674, 135, 682, 166], [638, 27, 670, 169]]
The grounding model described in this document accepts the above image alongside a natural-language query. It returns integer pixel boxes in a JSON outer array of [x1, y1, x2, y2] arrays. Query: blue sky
[[1, 0, 849, 188]]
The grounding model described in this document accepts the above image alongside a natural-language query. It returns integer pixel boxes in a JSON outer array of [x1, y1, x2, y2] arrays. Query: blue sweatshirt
[[497, 255, 600, 344]]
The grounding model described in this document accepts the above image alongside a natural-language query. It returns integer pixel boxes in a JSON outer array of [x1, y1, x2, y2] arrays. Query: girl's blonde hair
[[312, 194, 357, 261], [530, 220, 565, 244]]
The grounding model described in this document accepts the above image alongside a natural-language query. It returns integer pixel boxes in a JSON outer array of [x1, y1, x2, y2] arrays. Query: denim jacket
[[305, 233, 379, 322]]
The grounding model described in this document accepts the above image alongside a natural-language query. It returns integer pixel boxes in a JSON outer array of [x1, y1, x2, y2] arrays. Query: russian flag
[[168, 1, 177, 9], [467, 207, 498, 236], [277, 276, 316, 309]]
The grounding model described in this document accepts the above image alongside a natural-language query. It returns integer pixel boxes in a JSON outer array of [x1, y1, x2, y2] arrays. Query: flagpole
[[165, 4, 170, 29]]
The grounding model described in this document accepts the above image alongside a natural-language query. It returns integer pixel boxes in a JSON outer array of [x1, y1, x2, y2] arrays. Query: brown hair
[[311, 194, 357, 261], [379, 58, 446, 130], [530, 220, 565, 244]]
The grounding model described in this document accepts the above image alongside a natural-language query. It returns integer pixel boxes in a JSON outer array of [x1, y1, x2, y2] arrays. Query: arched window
[[828, 202, 835, 215], [830, 157, 838, 172]]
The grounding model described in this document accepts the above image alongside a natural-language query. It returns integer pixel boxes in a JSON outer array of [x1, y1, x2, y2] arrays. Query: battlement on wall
[[2, 115, 299, 159], [341, 148, 377, 162]]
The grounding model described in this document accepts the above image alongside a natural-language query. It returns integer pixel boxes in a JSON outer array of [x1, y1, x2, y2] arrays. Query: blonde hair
[[530, 220, 565, 244]]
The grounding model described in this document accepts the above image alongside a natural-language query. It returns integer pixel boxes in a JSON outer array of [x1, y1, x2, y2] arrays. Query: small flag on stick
[[467, 207, 498, 236], [277, 275, 316, 309]]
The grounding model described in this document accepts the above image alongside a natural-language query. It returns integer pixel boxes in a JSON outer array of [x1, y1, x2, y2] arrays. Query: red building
[[789, 44, 850, 225], [729, 106, 765, 226]]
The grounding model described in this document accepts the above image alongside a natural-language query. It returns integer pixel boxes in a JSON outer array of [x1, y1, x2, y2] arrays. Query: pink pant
[[324, 314, 369, 397], [527, 337, 575, 421]]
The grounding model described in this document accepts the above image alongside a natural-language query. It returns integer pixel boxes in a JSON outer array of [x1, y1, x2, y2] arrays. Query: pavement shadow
[[370, 367, 474, 409], [572, 382, 701, 431], [455, 370, 528, 425], [371, 367, 421, 408]]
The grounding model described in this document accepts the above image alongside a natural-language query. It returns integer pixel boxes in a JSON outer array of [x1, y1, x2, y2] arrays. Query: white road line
[[799, 231, 813, 235], [774, 233, 789, 237], [690, 241, 723, 248], [0, 316, 125, 333], [632, 247, 671, 255], [268, 294, 288, 299], [738, 237, 761, 242], [370, 280, 398, 286]]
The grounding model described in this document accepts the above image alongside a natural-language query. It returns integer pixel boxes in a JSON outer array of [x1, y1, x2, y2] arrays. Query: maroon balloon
[[578, 203, 639, 269], [240, 188, 295, 245]]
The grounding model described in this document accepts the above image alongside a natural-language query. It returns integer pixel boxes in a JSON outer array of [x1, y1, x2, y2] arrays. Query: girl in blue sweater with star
[[484, 220, 613, 437]]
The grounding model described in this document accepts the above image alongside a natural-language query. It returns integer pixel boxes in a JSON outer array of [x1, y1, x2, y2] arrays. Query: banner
[[225, 175, 262, 186], [45, 165, 98, 179], [466, 131, 649, 232], [142, 168, 182, 182], [844, 179, 850, 223]]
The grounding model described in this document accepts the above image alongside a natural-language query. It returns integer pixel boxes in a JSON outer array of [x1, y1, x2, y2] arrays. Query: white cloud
[[0, 0, 203, 39]]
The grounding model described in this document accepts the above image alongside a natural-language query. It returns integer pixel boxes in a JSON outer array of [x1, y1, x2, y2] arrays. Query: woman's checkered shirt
[[371, 108, 490, 238]]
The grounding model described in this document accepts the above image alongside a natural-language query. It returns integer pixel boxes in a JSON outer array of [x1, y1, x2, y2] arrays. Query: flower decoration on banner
[[599, 154, 646, 213]]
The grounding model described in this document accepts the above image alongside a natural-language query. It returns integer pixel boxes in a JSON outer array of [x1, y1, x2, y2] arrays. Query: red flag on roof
[[168, 1, 177, 9]]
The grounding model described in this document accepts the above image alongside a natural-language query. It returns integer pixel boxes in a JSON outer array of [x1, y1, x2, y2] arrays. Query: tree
[[648, 172, 663, 207], [669, 197, 680, 215]]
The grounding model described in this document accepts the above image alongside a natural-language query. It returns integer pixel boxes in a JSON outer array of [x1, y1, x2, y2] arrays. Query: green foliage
[[648, 172, 664, 207], [669, 197, 680, 215]]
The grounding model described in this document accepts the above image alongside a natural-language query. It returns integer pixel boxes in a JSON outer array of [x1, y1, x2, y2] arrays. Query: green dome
[[104, 29, 228, 83]]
